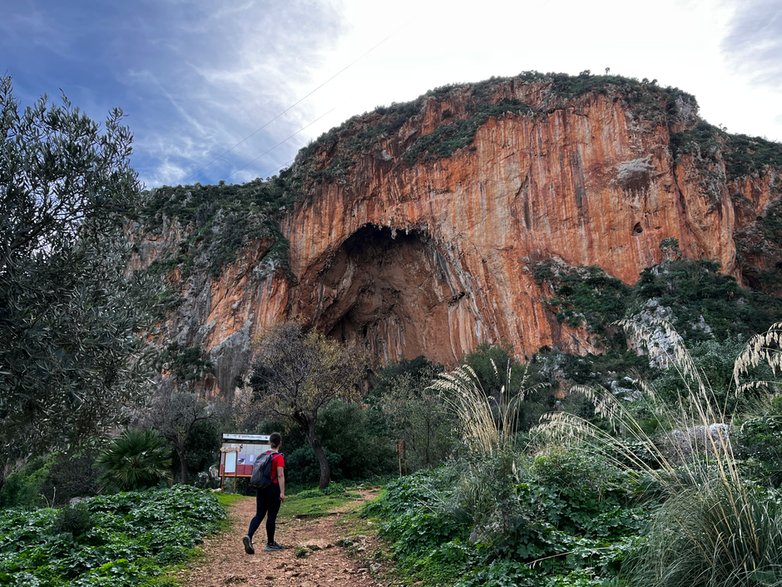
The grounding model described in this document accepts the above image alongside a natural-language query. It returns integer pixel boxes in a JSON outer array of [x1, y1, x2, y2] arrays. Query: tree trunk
[[306, 424, 330, 490], [176, 447, 188, 484]]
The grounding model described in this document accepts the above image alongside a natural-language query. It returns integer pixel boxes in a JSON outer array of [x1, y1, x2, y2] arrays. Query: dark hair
[[269, 432, 282, 448]]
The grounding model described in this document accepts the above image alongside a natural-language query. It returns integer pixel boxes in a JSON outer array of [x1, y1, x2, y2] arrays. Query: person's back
[[242, 432, 286, 554]]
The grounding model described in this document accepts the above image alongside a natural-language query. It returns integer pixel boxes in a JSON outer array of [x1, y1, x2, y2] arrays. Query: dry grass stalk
[[536, 318, 746, 491], [734, 321, 782, 388], [428, 360, 532, 458], [534, 316, 782, 580]]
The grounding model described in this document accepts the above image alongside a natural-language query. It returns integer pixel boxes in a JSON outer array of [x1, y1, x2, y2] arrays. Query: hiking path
[[176, 488, 387, 587]]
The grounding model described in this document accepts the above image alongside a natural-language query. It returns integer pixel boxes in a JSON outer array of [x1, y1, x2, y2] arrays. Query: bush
[[367, 460, 646, 586], [52, 502, 93, 538], [316, 400, 397, 479], [368, 357, 455, 472], [284, 446, 343, 486], [179, 417, 220, 479], [457, 559, 537, 587], [0, 452, 101, 508], [454, 451, 523, 541], [625, 480, 782, 587], [634, 259, 782, 341], [365, 466, 461, 519], [0, 455, 53, 508], [649, 338, 747, 412], [0, 485, 224, 584], [725, 133, 782, 179], [402, 100, 532, 164], [366, 467, 470, 584], [40, 452, 100, 506], [532, 263, 632, 333], [736, 397, 782, 487]]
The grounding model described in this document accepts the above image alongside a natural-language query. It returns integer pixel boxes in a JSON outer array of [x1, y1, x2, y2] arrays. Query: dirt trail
[[176, 490, 385, 587]]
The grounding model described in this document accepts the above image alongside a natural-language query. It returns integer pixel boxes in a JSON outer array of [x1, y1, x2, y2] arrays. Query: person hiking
[[243, 432, 285, 554]]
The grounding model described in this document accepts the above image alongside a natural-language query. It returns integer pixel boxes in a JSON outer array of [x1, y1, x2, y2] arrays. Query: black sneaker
[[242, 535, 255, 555], [264, 542, 284, 551]]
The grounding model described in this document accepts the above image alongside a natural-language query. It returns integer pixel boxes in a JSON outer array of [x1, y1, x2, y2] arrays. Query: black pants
[[247, 484, 281, 544]]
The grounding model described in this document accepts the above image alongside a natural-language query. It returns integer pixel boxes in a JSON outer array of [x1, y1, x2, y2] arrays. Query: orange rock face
[[282, 84, 775, 365], [138, 77, 782, 396]]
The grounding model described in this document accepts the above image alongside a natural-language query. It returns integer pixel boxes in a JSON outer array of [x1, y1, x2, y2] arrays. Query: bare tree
[[250, 323, 365, 489], [143, 391, 213, 483]]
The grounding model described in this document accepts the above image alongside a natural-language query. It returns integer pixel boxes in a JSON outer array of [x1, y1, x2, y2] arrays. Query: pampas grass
[[428, 360, 547, 540], [534, 317, 782, 586], [536, 318, 742, 490], [625, 480, 782, 587], [734, 321, 782, 393], [428, 360, 540, 457]]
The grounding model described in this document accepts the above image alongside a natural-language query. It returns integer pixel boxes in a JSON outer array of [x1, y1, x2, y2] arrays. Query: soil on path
[[176, 489, 386, 587]]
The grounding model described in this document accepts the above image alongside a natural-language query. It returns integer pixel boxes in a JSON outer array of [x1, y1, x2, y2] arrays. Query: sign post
[[219, 434, 271, 492]]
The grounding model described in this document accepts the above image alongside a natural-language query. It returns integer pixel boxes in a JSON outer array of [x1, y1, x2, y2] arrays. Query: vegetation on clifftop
[[137, 70, 782, 291], [725, 133, 782, 179], [401, 99, 534, 164], [292, 70, 698, 182], [532, 256, 782, 344], [139, 174, 299, 278]]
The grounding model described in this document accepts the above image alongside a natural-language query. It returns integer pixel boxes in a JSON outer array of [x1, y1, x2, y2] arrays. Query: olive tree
[[0, 77, 155, 482], [140, 391, 218, 483], [250, 323, 365, 489], [372, 358, 456, 472]]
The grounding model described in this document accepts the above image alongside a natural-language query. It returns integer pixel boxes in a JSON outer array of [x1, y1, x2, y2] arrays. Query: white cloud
[[5, 0, 779, 187], [284, 0, 781, 148], [143, 160, 189, 188], [109, 0, 348, 185], [721, 0, 782, 89]]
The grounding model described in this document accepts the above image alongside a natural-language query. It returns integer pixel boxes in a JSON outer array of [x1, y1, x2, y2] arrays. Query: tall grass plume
[[533, 318, 782, 586]]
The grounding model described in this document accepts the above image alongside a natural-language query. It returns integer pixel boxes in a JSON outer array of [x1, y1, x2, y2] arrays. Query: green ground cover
[[0, 485, 224, 586]]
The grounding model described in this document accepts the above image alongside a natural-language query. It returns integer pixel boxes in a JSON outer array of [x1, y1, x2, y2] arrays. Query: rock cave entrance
[[313, 224, 465, 364]]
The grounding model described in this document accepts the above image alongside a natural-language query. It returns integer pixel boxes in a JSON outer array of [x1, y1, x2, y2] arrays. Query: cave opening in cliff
[[312, 224, 464, 365]]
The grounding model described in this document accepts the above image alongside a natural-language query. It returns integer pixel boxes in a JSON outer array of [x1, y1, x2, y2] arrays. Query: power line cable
[[228, 105, 338, 181], [204, 21, 409, 179]]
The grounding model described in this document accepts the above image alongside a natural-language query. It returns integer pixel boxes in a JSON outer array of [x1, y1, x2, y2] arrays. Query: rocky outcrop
[[134, 73, 782, 397]]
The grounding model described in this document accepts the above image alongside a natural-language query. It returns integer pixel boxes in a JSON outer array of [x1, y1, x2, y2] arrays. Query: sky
[[1, 0, 780, 189]]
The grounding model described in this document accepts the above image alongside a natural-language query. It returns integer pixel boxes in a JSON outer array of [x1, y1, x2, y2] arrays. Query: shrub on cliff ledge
[[531, 260, 631, 335], [140, 177, 296, 278]]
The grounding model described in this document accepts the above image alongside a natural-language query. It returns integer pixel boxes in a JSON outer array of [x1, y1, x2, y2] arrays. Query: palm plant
[[96, 429, 172, 491]]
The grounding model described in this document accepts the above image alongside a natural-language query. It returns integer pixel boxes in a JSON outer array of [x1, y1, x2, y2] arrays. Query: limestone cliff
[[133, 72, 782, 397]]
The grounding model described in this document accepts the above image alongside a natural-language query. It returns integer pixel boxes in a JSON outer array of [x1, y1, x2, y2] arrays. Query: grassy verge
[[215, 492, 245, 509], [281, 483, 367, 519]]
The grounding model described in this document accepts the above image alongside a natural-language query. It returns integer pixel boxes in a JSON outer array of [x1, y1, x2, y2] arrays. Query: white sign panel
[[224, 451, 237, 474]]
